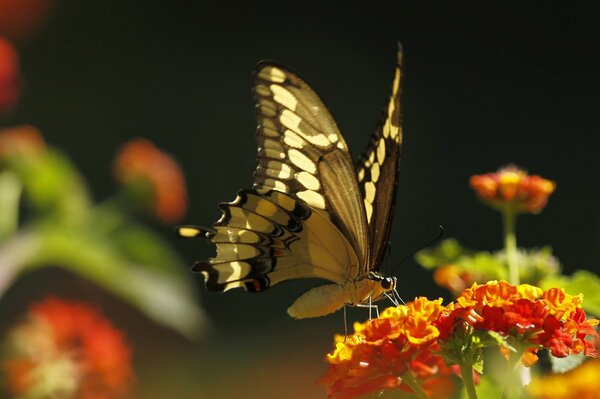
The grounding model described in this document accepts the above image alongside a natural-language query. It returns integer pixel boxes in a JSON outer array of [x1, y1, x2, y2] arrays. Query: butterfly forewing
[[356, 47, 404, 271], [252, 62, 370, 266]]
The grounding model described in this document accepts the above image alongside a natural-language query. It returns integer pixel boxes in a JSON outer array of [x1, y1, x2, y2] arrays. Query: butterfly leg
[[343, 305, 348, 341], [356, 300, 379, 320]]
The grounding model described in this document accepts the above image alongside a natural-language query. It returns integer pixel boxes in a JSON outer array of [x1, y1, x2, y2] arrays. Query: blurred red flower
[[470, 165, 555, 213], [2, 297, 135, 399], [113, 138, 188, 223], [0, 36, 20, 116], [0, 0, 56, 41]]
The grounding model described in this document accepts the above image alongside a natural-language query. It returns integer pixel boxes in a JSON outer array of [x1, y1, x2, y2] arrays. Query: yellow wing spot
[[357, 168, 365, 181], [214, 261, 251, 283], [297, 190, 326, 209], [297, 171, 320, 190], [377, 139, 386, 164], [296, 131, 330, 147], [364, 181, 376, 203], [280, 109, 302, 131], [271, 84, 298, 111], [368, 151, 375, 166], [258, 66, 286, 83], [390, 124, 399, 140], [177, 227, 203, 238], [393, 68, 401, 95], [266, 161, 292, 179], [328, 133, 339, 143], [255, 84, 270, 97], [364, 199, 373, 222], [283, 129, 306, 149], [263, 178, 288, 193], [288, 149, 317, 173], [387, 97, 396, 118], [336, 141, 345, 150], [371, 162, 380, 182], [382, 120, 390, 138]]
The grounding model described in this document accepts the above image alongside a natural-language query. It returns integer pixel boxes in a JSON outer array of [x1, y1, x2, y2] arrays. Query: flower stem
[[502, 207, 519, 285], [459, 354, 479, 399], [401, 370, 431, 399]]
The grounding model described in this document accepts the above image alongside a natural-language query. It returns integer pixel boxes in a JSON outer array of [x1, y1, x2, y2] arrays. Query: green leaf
[[415, 239, 469, 269], [5, 149, 91, 221], [2, 223, 207, 339], [539, 270, 600, 317]]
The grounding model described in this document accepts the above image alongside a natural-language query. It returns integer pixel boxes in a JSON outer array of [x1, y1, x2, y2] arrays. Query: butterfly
[[178, 45, 404, 318]]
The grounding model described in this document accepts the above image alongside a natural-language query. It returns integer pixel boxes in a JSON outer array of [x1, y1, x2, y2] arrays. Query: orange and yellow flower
[[321, 298, 455, 399], [438, 281, 598, 364], [113, 138, 187, 223], [470, 165, 555, 213], [2, 297, 134, 399]]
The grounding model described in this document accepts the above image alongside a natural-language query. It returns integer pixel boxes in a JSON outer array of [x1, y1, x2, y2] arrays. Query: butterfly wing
[[356, 45, 404, 271], [193, 189, 359, 293], [252, 62, 370, 267]]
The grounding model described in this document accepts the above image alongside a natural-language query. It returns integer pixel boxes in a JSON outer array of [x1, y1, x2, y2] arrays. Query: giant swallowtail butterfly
[[178, 46, 404, 318]]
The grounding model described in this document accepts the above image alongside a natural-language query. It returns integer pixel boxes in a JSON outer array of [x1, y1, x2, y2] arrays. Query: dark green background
[[2, 2, 599, 398]]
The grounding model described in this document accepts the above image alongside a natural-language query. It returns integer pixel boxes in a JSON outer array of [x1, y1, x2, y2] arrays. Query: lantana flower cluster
[[321, 297, 456, 399], [322, 281, 598, 399], [2, 297, 134, 399], [469, 165, 556, 214]]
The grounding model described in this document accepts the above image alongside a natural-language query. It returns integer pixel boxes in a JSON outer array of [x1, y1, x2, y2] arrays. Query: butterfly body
[[181, 46, 404, 318]]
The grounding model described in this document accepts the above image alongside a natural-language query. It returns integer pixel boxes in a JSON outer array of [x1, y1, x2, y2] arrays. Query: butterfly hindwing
[[193, 189, 360, 292], [252, 63, 370, 266], [356, 46, 404, 271]]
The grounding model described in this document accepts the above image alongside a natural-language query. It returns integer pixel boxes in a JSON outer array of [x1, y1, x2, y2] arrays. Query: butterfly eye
[[381, 277, 395, 290]]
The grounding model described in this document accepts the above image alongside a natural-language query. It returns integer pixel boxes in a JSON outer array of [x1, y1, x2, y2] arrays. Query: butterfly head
[[367, 271, 397, 294]]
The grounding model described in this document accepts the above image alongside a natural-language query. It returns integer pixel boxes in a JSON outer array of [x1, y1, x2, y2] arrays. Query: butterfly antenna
[[390, 225, 445, 277], [384, 241, 393, 274]]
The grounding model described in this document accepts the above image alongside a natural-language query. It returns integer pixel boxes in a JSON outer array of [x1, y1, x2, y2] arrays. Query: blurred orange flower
[[321, 298, 455, 399], [2, 297, 134, 399], [0, 36, 20, 116], [113, 138, 187, 223], [528, 359, 600, 399], [0, 125, 45, 158], [470, 165, 555, 213]]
